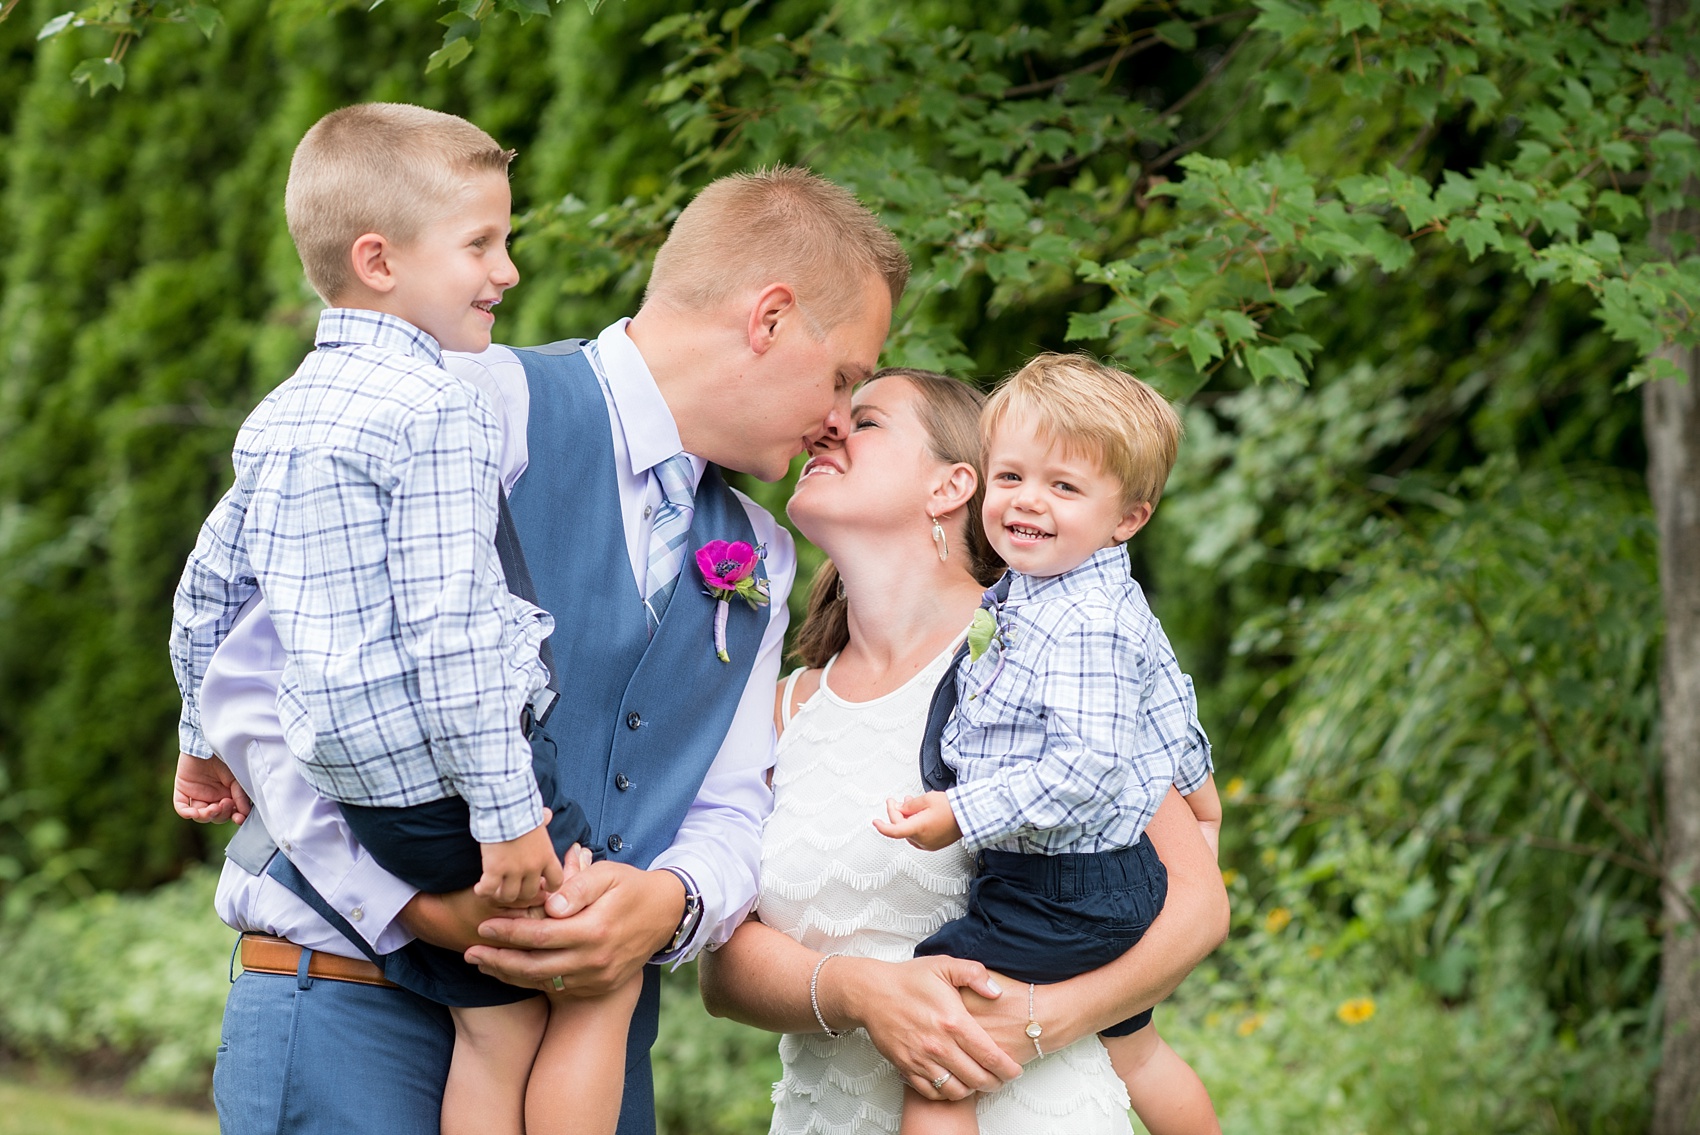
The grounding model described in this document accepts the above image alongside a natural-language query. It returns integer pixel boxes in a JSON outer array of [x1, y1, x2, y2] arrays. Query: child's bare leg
[[899, 1085, 979, 1135], [524, 972, 645, 1135], [1102, 1024, 1220, 1135], [442, 997, 549, 1135]]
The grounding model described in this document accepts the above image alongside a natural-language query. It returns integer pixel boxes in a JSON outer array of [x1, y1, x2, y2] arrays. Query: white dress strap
[[780, 667, 809, 728]]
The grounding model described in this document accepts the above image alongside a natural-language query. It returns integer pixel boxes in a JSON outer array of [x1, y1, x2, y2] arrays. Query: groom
[[197, 167, 907, 1134]]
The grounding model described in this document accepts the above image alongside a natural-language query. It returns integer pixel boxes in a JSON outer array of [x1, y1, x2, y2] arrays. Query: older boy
[[169, 104, 583, 1135]]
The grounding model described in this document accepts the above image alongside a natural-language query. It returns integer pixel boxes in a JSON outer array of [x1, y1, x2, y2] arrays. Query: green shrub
[[0, 868, 229, 1098]]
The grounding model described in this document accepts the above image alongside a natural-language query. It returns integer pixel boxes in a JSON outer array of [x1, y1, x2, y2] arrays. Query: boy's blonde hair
[[285, 103, 516, 303], [646, 166, 910, 330], [983, 352, 1183, 508]]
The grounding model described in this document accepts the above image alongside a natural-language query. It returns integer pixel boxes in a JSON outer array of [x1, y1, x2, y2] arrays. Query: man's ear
[[1112, 500, 1155, 544], [746, 282, 800, 356], [930, 462, 979, 519], [349, 232, 398, 295]]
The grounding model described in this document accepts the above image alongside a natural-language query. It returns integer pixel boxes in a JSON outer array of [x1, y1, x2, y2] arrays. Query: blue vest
[[505, 342, 766, 870]]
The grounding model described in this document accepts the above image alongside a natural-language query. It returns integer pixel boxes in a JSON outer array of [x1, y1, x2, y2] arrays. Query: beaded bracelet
[[810, 953, 845, 1037]]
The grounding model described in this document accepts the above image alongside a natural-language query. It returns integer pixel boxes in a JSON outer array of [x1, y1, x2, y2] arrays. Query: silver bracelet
[[810, 953, 845, 1037], [1025, 982, 1045, 1058]]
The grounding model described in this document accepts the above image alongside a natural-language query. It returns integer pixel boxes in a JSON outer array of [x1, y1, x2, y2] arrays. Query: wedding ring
[[550, 975, 565, 991], [930, 1072, 953, 1091]]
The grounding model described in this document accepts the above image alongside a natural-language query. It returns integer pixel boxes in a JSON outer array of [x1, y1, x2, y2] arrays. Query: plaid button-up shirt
[[168, 310, 553, 843], [943, 545, 1212, 855]]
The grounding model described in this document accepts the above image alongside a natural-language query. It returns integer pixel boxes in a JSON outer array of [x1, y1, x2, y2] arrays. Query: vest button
[[626, 711, 642, 730], [608, 834, 624, 852], [615, 774, 631, 791]]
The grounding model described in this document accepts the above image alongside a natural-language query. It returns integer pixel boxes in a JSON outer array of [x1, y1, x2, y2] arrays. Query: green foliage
[[1163, 915, 1655, 1133], [0, 868, 230, 1098]]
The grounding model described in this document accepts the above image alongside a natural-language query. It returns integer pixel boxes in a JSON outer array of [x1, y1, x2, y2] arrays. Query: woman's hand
[[822, 954, 1023, 1101], [959, 969, 1034, 1066]]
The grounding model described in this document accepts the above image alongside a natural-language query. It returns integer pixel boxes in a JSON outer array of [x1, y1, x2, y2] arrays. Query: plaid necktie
[[643, 453, 697, 633]]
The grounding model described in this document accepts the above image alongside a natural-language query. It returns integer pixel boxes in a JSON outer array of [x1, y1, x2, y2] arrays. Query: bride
[[699, 368, 1228, 1134]]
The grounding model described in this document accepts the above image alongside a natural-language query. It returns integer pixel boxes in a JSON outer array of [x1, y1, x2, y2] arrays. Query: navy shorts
[[914, 835, 1167, 1037], [339, 741, 594, 1008]]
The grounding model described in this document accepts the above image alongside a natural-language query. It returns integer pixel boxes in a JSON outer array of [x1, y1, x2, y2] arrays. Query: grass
[[0, 1080, 217, 1135]]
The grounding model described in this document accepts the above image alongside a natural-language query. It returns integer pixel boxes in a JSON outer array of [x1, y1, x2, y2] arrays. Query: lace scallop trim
[[759, 857, 970, 902]]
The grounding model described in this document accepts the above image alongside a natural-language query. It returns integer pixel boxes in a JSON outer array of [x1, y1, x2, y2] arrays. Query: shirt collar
[[1005, 544, 1131, 605], [314, 309, 443, 366], [594, 317, 703, 484]]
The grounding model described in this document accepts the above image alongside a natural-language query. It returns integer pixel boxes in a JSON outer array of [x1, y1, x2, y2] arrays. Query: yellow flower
[[1263, 907, 1292, 934], [1221, 868, 1240, 887], [1204, 1011, 1223, 1030], [1337, 997, 1377, 1025], [1307, 945, 1325, 960], [1236, 1013, 1265, 1037], [1260, 848, 1278, 867], [1225, 777, 1247, 800]]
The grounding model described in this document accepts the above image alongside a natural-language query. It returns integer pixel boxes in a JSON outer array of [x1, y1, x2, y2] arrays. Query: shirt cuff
[[946, 779, 1019, 854], [646, 848, 754, 967], [179, 718, 214, 759], [322, 851, 421, 952], [461, 772, 546, 843]]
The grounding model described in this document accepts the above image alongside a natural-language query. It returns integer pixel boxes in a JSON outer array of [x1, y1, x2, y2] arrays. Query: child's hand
[[476, 823, 566, 905], [173, 753, 252, 825], [873, 792, 962, 851]]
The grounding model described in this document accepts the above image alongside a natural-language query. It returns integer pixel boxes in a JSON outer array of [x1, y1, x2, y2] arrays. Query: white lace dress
[[758, 642, 1134, 1135]]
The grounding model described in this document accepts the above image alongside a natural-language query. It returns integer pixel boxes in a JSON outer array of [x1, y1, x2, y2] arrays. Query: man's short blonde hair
[[285, 103, 515, 302], [983, 352, 1183, 508], [646, 166, 910, 330]]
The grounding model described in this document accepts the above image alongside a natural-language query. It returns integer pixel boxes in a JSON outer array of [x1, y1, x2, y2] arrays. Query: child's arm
[[172, 752, 252, 825], [386, 383, 552, 851], [1184, 775, 1221, 860], [873, 792, 962, 851], [169, 490, 260, 760]]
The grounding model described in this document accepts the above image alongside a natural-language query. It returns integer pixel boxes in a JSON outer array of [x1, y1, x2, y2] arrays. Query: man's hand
[[465, 861, 685, 996], [872, 792, 962, 851], [172, 753, 251, 825], [476, 822, 566, 905]]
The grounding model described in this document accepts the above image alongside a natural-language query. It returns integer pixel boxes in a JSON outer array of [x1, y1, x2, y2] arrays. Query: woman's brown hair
[[792, 368, 1004, 668]]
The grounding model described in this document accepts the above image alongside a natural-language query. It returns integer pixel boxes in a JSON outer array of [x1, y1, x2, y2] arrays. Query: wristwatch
[[653, 866, 703, 961]]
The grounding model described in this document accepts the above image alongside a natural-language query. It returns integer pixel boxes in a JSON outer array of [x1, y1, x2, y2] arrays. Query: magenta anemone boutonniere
[[696, 540, 770, 662]]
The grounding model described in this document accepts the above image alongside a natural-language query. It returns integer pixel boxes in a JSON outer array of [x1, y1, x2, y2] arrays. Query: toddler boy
[[168, 104, 634, 1135], [877, 352, 1222, 1135]]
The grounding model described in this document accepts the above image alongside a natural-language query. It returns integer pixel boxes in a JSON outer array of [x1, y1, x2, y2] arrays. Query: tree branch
[[1000, 9, 1256, 99]]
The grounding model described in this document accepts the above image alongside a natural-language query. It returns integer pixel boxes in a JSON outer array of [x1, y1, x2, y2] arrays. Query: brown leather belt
[[239, 933, 399, 989]]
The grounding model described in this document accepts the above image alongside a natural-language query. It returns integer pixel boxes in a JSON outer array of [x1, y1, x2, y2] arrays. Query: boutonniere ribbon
[[696, 540, 770, 662]]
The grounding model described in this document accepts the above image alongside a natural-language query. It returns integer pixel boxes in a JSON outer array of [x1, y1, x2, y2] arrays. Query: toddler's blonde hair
[[983, 352, 1183, 508], [285, 103, 515, 303], [646, 166, 910, 331]]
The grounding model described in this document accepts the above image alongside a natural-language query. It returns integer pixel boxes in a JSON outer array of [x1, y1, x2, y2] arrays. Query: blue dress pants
[[214, 954, 661, 1135]]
